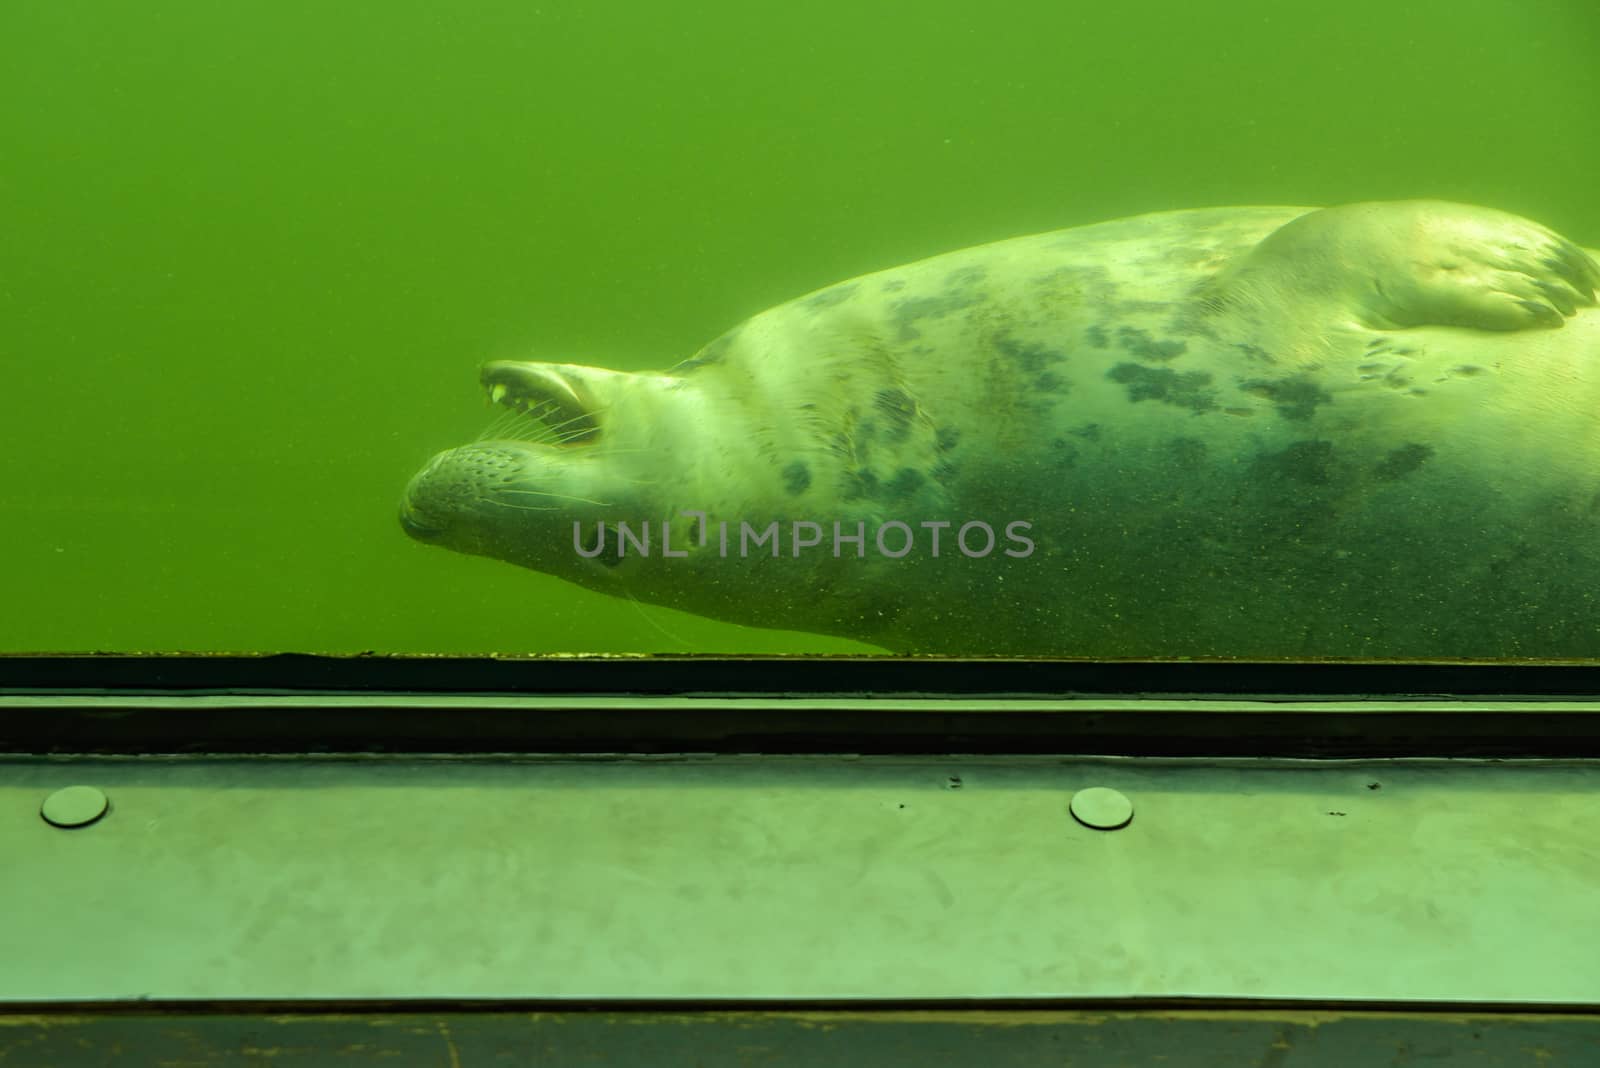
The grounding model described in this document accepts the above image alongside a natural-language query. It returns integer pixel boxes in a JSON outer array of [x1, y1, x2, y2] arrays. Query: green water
[[2, 0, 1596, 656]]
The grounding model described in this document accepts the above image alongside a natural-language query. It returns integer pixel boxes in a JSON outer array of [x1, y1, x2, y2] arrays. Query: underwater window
[[2, 2, 1596, 664]]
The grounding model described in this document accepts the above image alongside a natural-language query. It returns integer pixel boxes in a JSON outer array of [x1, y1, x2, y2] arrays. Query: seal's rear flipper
[[1213, 200, 1599, 332]]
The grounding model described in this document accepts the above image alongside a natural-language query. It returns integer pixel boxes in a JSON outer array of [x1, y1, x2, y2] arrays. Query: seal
[[401, 201, 1600, 657]]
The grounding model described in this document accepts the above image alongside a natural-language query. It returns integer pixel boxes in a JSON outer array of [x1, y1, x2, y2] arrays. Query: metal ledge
[[6, 753, 1598, 1004], [3, 1005, 1600, 1066]]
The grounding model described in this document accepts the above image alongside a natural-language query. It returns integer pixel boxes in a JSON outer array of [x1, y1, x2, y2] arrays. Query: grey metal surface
[[2, 1010, 1599, 1067], [3, 753, 1598, 1002]]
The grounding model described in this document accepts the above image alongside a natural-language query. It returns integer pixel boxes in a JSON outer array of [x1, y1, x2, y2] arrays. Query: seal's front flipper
[[1215, 200, 1599, 332]]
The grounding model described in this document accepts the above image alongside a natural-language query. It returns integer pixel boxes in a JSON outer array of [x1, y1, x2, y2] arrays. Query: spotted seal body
[[402, 201, 1600, 657]]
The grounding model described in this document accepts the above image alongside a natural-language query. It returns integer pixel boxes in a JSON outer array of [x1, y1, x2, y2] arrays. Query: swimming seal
[[401, 201, 1600, 657]]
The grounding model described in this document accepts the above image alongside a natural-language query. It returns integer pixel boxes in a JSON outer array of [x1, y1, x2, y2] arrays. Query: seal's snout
[[480, 361, 602, 445], [398, 505, 446, 541]]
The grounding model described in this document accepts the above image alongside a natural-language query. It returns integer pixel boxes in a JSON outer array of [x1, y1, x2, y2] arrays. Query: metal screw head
[[1069, 786, 1133, 831], [41, 786, 109, 829]]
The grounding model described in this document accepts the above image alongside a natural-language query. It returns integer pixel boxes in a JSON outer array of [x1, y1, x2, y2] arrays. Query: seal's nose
[[398, 506, 446, 541]]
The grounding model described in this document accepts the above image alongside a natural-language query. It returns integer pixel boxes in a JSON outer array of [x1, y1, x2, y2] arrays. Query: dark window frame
[[6, 656, 1600, 758]]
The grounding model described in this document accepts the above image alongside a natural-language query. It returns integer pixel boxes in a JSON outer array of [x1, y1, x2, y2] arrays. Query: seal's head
[[401, 360, 684, 583], [400, 355, 916, 639]]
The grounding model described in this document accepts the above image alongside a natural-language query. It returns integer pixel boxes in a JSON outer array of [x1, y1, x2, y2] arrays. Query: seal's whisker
[[476, 403, 548, 441], [582, 447, 652, 456], [473, 410, 513, 441], [478, 399, 614, 446], [622, 588, 693, 650], [521, 399, 561, 420], [476, 417, 526, 443], [477, 398, 575, 444], [478, 493, 616, 514], [539, 404, 613, 443], [497, 488, 614, 508], [602, 472, 659, 488]]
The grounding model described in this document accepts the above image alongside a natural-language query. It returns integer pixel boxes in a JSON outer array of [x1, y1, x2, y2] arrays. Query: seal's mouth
[[478, 361, 602, 446]]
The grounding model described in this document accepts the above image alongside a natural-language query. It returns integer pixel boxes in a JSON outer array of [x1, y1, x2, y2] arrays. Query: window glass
[[4, 1, 1597, 658]]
